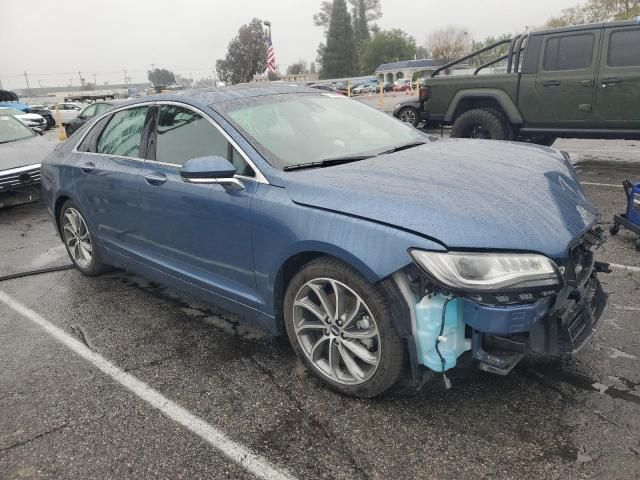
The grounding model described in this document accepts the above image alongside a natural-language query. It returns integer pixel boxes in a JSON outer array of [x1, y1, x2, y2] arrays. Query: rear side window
[[97, 106, 150, 158], [155, 105, 254, 177], [543, 34, 594, 71], [608, 29, 640, 67]]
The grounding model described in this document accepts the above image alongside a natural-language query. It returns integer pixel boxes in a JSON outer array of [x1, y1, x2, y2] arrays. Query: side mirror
[[179, 156, 244, 191]]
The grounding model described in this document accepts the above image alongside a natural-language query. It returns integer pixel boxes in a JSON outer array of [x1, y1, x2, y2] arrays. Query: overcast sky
[[1, 0, 581, 89]]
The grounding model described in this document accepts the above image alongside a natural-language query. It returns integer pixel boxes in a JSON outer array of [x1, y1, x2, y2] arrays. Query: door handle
[[543, 80, 561, 87], [601, 77, 621, 85], [581, 79, 593, 87], [144, 173, 167, 186], [80, 162, 95, 173]]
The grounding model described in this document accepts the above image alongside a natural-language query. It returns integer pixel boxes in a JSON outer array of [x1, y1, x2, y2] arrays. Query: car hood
[[280, 140, 598, 259], [0, 135, 56, 171]]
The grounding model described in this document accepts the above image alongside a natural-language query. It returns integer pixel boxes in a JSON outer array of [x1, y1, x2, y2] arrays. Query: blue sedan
[[41, 85, 608, 397]]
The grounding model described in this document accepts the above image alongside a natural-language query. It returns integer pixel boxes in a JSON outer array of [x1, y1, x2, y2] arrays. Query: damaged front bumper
[[386, 230, 609, 384]]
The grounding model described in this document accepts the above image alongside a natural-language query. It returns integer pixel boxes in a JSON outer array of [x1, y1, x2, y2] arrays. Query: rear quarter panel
[[423, 74, 520, 120]]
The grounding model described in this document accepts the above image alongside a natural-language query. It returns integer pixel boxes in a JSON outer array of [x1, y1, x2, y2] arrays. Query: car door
[[73, 105, 154, 258], [593, 25, 640, 129], [137, 103, 260, 308], [532, 29, 601, 127]]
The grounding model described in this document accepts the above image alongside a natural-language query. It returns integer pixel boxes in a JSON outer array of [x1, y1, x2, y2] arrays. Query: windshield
[[0, 108, 25, 116], [222, 93, 427, 169], [0, 115, 35, 143]]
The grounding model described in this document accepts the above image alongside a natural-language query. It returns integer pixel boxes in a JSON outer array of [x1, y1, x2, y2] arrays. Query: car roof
[[532, 19, 639, 36]]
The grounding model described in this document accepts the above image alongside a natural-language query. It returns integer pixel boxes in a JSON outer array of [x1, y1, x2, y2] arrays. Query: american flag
[[266, 35, 276, 74]]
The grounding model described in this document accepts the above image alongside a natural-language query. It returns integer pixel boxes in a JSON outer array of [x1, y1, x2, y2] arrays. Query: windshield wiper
[[283, 155, 375, 172], [378, 141, 426, 155]]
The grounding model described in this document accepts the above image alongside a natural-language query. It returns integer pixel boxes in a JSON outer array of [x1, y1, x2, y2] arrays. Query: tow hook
[[594, 261, 611, 274]]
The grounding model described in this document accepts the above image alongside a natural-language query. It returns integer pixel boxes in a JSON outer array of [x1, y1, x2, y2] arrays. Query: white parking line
[[581, 182, 622, 188], [0, 290, 297, 480]]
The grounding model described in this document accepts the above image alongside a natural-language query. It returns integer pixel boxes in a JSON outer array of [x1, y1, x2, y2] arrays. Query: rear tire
[[451, 108, 512, 141], [397, 107, 420, 127], [635, 239, 640, 252], [65, 125, 73, 137], [610, 224, 620, 236], [59, 200, 108, 276], [283, 256, 405, 398]]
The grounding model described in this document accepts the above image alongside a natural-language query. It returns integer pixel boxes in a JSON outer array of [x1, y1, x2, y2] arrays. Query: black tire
[[451, 108, 512, 141], [635, 239, 640, 252], [283, 256, 406, 398], [397, 107, 420, 127], [59, 200, 108, 276], [65, 125, 74, 137], [610, 224, 620, 236]]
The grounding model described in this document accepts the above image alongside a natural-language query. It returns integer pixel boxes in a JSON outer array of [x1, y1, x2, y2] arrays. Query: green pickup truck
[[393, 20, 640, 145]]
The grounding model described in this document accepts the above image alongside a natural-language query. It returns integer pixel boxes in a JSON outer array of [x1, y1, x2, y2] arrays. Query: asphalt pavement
[[1, 132, 639, 479]]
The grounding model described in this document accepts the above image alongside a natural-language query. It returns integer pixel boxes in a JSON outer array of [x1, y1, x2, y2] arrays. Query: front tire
[[451, 108, 512, 140], [59, 200, 107, 276], [284, 257, 405, 397]]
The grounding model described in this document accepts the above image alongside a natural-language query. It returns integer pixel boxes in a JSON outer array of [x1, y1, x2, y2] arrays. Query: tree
[[469, 34, 512, 68], [545, 0, 640, 26], [425, 26, 471, 65], [318, 0, 356, 79], [359, 29, 417, 74], [147, 68, 176, 86], [215, 18, 268, 85], [416, 45, 430, 59], [313, 0, 381, 31], [287, 60, 308, 75]]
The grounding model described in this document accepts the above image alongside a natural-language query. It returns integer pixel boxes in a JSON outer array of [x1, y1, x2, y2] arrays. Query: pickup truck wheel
[[398, 107, 419, 127], [284, 256, 405, 398], [451, 108, 512, 141]]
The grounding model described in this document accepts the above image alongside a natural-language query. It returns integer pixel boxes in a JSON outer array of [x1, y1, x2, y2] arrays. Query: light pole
[[263, 20, 272, 39]]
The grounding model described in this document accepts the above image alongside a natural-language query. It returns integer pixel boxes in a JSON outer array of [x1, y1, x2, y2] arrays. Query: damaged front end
[[385, 228, 609, 386]]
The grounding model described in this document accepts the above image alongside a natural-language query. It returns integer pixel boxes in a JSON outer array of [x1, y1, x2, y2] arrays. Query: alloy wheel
[[293, 278, 381, 385], [468, 124, 491, 139], [62, 207, 93, 269], [399, 109, 417, 124]]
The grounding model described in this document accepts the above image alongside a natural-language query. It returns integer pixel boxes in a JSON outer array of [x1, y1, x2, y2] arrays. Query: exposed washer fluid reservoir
[[415, 294, 470, 372]]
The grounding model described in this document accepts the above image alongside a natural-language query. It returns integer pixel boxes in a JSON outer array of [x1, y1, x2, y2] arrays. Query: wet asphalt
[[1, 136, 639, 480]]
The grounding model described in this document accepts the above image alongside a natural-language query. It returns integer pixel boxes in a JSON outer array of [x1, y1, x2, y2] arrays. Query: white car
[[47, 102, 82, 124], [0, 107, 47, 131]]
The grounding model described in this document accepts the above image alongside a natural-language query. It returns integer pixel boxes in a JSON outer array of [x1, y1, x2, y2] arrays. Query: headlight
[[409, 250, 561, 292]]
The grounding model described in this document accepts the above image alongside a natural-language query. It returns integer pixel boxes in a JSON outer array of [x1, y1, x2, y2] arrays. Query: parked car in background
[[47, 102, 82, 125], [308, 84, 347, 95], [0, 115, 55, 207], [27, 104, 56, 129], [65, 101, 126, 136], [392, 78, 412, 92], [0, 107, 47, 133], [42, 85, 607, 397], [396, 20, 640, 144]]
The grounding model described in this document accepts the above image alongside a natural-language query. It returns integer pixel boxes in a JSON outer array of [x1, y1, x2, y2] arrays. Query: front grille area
[[0, 165, 41, 192]]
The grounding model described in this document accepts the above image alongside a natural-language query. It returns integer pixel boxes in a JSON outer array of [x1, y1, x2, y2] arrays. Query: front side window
[[97, 106, 149, 158], [222, 93, 427, 170], [543, 34, 594, 71], [155, 105, 254, 176], [608, 29, 640, 67]]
